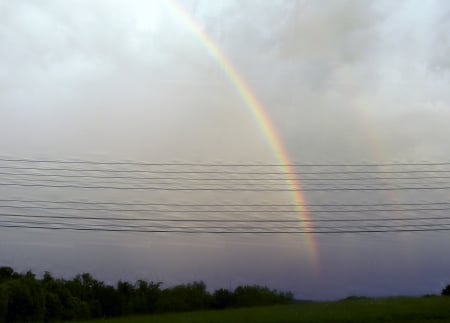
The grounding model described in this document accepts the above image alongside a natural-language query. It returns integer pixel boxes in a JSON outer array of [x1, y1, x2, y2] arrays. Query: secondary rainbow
[[165, 0, 319, 269]]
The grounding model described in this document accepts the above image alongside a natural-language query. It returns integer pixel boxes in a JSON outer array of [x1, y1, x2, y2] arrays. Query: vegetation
[[73, 297, 450, 323], [442, 284, 450, 296], [0, 267, 293, 322], [1, 266, 450, 322]]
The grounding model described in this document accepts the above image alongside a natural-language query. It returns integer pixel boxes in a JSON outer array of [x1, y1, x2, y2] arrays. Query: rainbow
[[165, 0, 319, 270]]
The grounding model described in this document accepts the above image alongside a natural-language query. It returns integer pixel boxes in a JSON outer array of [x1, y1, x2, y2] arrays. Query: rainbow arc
[[165, 0, 319, 270]]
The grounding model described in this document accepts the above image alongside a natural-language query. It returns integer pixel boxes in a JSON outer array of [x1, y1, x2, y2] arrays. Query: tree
[[3, 278, 45, 322], [134, 280, 162, 313], [442, 285, 450, 296], [0, 266, 295, 321], [233, 285, 293, 308], [0, 284, 8, 323], [211, 288, 235, 309], [117, 281, 134, 315], [0, 267, 18, 283], [156, 282, 210, 312]]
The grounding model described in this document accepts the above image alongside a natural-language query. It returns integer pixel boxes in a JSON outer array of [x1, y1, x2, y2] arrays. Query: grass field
[[76, 296, 450, 323]]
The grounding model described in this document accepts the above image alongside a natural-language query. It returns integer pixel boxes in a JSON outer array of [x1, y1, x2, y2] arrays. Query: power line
[[1, 205, 450, 213], [1, 219, 449, 230], [1, 157, 450, 167], [0, 199, 448, 208], [4, 177, 449, 187], [1, 182, 450, 191], [2, 212, 450, 222], [2, 157, 449, 236], [0, 165, 449, 175], [1, 223, 450, 234], [2, 171, 450, 181]]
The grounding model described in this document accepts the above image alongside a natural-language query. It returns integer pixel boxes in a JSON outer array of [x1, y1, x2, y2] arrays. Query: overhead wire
[[2, 171, 450, 181], [0, 199, 449, 207], [1, 165, 450, 175], [1, 219, 450, 231], [2, 177, 450, 187], [1, 156, 450, 167], [1, 157, 450, 235], [0, 205, 450, 213], [2, 212, 450, 223], [1, 182, 450, 191], [1, 223, 450, 234]]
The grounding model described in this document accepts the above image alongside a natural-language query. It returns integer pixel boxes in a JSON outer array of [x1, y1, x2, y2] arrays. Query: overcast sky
[[1, 0, 450, 300]]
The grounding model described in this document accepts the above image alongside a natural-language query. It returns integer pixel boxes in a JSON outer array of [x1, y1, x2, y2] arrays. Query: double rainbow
[[166, 0, 318, 269]]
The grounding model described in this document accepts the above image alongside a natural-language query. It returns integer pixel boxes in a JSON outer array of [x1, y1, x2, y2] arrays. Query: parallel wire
[[2, 171, 450, 181], [0, 199, 448, 207], [1, 205, 450, 213], [3, 177, 449, 187], [1, 165, 449, 174], [1, 219, 450, 230], [1, 157, 450, 167], [1, 182, 449, 191], [1, 223, 450, 234], [2, 158, 450, 234], [2, 212, 450, 222]]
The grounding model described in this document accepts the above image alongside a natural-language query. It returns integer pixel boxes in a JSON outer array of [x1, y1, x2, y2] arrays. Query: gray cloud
[[1, 0, 449, 299]]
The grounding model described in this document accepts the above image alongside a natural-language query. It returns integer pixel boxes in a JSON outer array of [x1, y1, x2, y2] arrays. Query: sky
[[0, 0, 450, 300]]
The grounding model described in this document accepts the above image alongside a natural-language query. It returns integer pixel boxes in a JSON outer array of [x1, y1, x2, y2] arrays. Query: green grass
[[75, 296, 450, 323]]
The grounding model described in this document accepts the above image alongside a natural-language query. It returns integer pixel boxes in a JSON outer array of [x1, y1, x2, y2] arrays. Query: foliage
[[442, 284, 450, 296], [0, 284, 7, 323], [233, 285, 293, 307], [211, 288, 235, 309], [0, 266, 293, 322]]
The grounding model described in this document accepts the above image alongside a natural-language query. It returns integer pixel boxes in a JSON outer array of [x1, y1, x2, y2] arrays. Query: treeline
[[0, 267, 293, 322]]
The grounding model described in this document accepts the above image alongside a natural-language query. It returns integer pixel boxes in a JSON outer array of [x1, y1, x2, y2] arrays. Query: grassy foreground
[[75, 296, 450, 323]]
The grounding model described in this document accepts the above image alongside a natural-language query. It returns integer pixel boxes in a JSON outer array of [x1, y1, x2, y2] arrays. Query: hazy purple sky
[[0, 0, 450, 300]]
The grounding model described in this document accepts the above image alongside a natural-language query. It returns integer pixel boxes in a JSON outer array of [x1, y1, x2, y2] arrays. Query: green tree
[[4, 278, 45, 322], [156, 282, 210, 312], [117, 281, 134, 315], [212, 288, 235, 309], [0, 267, 295, 321], [0, 267, 18, 284], [0, 284, 8, 323], [233, 285, 293, 308], [133, 280, 161, 313]]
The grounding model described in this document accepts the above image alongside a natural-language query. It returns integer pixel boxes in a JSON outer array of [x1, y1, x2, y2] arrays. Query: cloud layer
[[1, 0, 449, 299]]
